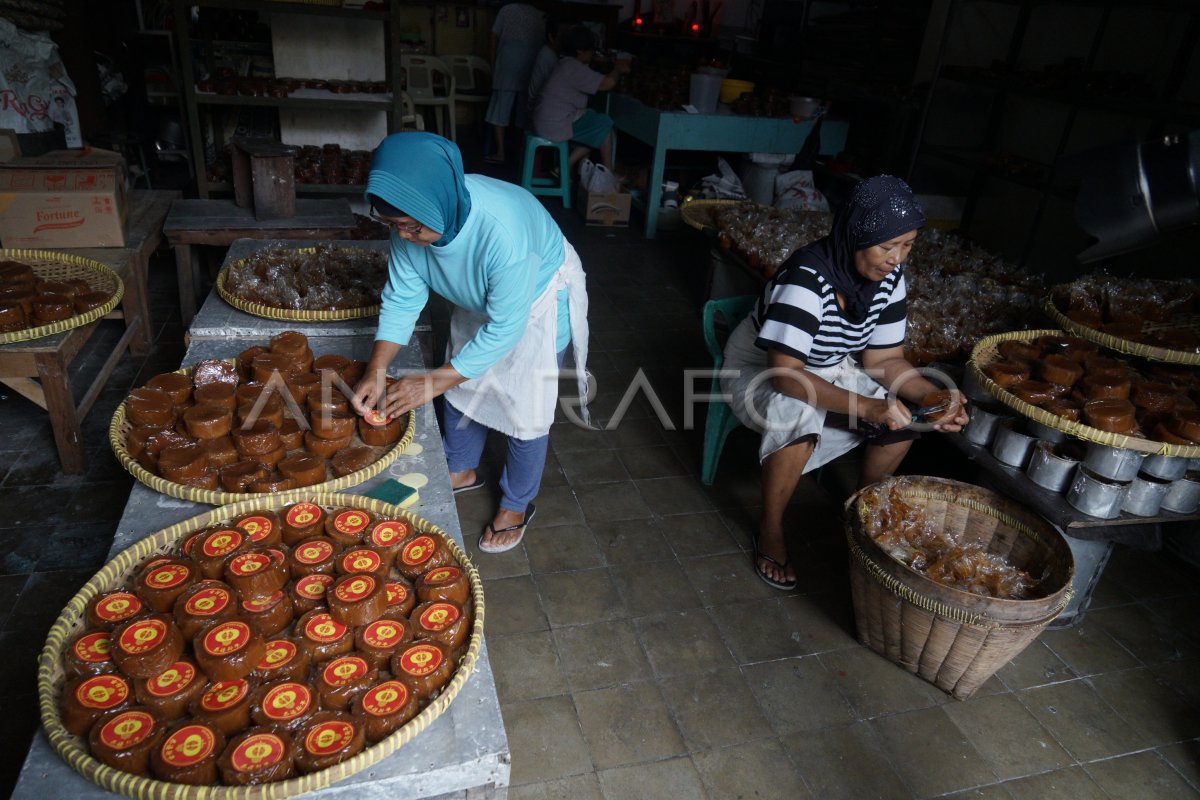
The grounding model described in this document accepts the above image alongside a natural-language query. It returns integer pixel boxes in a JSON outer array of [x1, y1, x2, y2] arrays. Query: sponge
[[364, 478, 419, 509]]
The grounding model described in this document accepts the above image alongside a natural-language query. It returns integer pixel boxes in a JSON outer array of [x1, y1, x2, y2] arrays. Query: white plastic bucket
[[689, 73, 722, 115]]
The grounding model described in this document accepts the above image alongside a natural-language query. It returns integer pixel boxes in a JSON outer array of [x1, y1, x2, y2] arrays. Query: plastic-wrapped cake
[[222, 246, 387, 312]]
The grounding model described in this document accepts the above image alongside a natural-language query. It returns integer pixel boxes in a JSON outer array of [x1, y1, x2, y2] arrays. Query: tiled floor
[[1, 147, 1199, 799]]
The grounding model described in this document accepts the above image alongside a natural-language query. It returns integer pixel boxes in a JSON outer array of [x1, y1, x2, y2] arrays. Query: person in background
[[720, 175, 969, 590], [531, 24, 628, 176], [353, 133, 591, 555], [484, 0, 545, 165], [526, 19, 562, 110]]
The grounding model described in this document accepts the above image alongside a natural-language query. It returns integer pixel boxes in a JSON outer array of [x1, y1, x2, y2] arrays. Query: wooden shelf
[[192, 0, 390, 21]]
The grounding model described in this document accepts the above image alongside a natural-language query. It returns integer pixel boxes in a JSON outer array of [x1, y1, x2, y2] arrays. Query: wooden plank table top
[[12, 333, 511, 800]]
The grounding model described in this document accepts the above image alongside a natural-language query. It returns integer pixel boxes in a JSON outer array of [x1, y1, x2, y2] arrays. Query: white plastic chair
[[398, 90, 425, 132], [443, 55, 491, 127], [400, 54, 457, 141]]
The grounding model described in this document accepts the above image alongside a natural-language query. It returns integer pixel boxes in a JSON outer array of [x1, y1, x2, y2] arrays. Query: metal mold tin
[[991, 420, 1038, 468], [1026, 441, 1079, 493], [1083, 442, 1146, 482], [1162, 473, 1200, 514], [1066, 465, 1129, 520], [1121, 472, 1172, 517], [1140, 453, 1190, 481]]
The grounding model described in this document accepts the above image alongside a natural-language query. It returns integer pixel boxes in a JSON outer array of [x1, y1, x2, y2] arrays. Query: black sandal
[[752, 537, 797, 590]]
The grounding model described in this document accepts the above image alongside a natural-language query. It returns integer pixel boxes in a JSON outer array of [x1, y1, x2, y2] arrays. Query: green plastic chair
[[701, 294, 758, 485], [519, 134, 571, 208]]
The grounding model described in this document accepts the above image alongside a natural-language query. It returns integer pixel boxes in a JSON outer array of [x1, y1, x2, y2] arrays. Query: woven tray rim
[[678, 198, 746, 231], [1043, 295, 1200, 366], [0, 249, 125, 345], [216, 246, 382, 322], [969, 328, 1200, 458], [108, 358, 414, 505], [38, 491, 484, 800], [843, 476, 1075, 626]]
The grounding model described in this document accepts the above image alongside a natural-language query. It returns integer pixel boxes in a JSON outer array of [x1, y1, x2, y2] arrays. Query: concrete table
[[164, 198, 360, 326], [608, 92, 849, 238], [12, 334, 510, 799]]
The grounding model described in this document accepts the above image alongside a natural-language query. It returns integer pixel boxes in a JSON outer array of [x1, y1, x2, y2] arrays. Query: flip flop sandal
[[753, 537, 797, 591], [452, 476, 487, 495], [478, 503, 536, 554]]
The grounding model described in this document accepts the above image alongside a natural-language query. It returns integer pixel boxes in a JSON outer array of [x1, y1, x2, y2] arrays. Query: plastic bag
[[774, 169, 830, 211], [695, 157, 747, 200], [579, 159, 618, 193], [0, 18, 81, 147]]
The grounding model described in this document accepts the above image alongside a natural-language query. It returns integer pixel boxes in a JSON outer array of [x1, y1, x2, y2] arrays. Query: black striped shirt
[[751, 264, 907, 367]]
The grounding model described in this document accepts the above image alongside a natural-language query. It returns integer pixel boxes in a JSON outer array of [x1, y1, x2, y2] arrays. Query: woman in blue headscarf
[[353, 132, 590, 554], [720, 175, 969, 590]]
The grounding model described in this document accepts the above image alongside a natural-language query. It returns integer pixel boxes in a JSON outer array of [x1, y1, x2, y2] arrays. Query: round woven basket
[[1042, 296, 1200, 366], [844, 476, 1074, 700], [216, 247, 382, 322], [969, 329, 1200, 458], [38, 491, 484, 800], [108, 359, 414, 505], [679, 198, 746, 231], [0, 249, 124, 345]]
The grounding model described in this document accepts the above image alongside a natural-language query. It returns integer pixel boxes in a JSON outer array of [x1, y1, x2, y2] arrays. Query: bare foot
[[755, 530, 796, 587], [480, 507, 526, 551], [449, 469, 478, 491]]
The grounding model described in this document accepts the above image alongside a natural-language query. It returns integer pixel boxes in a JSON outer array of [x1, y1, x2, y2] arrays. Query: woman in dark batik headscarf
[[720, 175, 970, 590]]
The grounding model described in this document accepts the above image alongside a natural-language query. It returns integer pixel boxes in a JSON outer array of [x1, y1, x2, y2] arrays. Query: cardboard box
[[0, 148, 128, 247], [578, 188, 631, 227]]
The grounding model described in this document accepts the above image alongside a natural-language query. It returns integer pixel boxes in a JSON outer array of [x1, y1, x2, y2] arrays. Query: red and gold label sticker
[[398, 643, 443, 677], [261, 682, 312, 722], [117, 618, 168, 654], [400, 536, 436, 566], [145, 562, 191, 589], [201, 529, 243, 558], [340, 549, 381, 574], [73, 632, 111, 663], [294, 540, 333, 565], [200, 679, 249, 712], [237, 515, 274, 542], [286, 502, 322, 529], [181, 531, 204, 557], [184, 585, 231, 617], [98, 710, 155, 750], [363, 409, 390, 427], [140, 556, 171, 574], [418, 603, 460, 632], [322, 656, 369, 687], [75, 675, 129, 709], [160, 724, 217, 768], [94, 592, 142, 623], [242, 591, 283, 614], [362, 620, 405, 649], [334, 575, 376, 603], [424, 567, 461, 585], [229, 552, 272, 576], [333, 510, 370, 535], [386, 582, 410, 606], [146, 661, 196, 698], [303, 613, 347, 644], [269, 548, 286, 564], [361, 680, 410, 717], [230, 732, 286, 773], [258, 639, 298, 670], [295, 574, 333, 600], [304, 720, 357, 756], [369, 520, 407, 547], [203, 621, 251, 656]]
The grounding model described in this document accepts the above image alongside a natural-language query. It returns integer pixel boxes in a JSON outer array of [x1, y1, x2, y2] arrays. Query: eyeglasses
[[369, 208, 424, 235]]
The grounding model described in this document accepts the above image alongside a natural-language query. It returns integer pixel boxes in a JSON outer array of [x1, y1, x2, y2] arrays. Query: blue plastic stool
[[701, 295, 758, 485], [520, 135, 571, 208]]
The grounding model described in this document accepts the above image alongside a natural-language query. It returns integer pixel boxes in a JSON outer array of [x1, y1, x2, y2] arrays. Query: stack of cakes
[[0, 260, 112, 333]]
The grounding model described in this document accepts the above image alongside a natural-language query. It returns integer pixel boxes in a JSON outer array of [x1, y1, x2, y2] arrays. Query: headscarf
[[366, 132, 472, 246], [791, 174, 925, 322]]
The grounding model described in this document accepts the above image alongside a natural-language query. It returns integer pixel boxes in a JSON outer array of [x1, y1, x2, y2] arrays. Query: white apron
[[442, 237, 590, 439]]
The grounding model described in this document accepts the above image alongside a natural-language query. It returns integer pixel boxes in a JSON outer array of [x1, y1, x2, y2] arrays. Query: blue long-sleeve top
[[376, 174, 568, 379]]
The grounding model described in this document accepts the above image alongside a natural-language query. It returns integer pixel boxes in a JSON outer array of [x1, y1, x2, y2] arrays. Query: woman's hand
[[352, 367, 389, 416], [862, 396, 914, 431], [378, 374, 438, 419], [931, 390, 971, 433]]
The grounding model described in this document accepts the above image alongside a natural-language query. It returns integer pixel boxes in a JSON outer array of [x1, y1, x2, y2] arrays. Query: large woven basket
[[679, 198, 746, 231], [0, 249, 124, 345], [109, 358, 414, 505], [216, 246, 382, 322], [969, 329, 1200, 458], [38, 491, 484, 800], [844, 476, 1074, 700], [1043, 296, 1200, 366]]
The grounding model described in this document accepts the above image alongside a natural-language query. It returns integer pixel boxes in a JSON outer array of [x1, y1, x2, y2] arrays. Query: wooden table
[[608, 93, 849, 238], [163, 198, 360, 326]]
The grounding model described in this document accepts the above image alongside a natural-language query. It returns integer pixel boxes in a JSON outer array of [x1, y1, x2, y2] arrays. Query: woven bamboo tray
[[969, 329, 1200, 459], [845, 476, 1074, 700], [0, 249, 124, 345], [1043, 296, 1200, 366], [38, 491, 484, 800], [109, 358, 414, 505], [679, 198, 746, 231], [216, 247, 382, 322]]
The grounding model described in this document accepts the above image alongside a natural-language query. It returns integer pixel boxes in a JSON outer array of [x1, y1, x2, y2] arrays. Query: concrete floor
[[1, 147, 1198, 799]]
